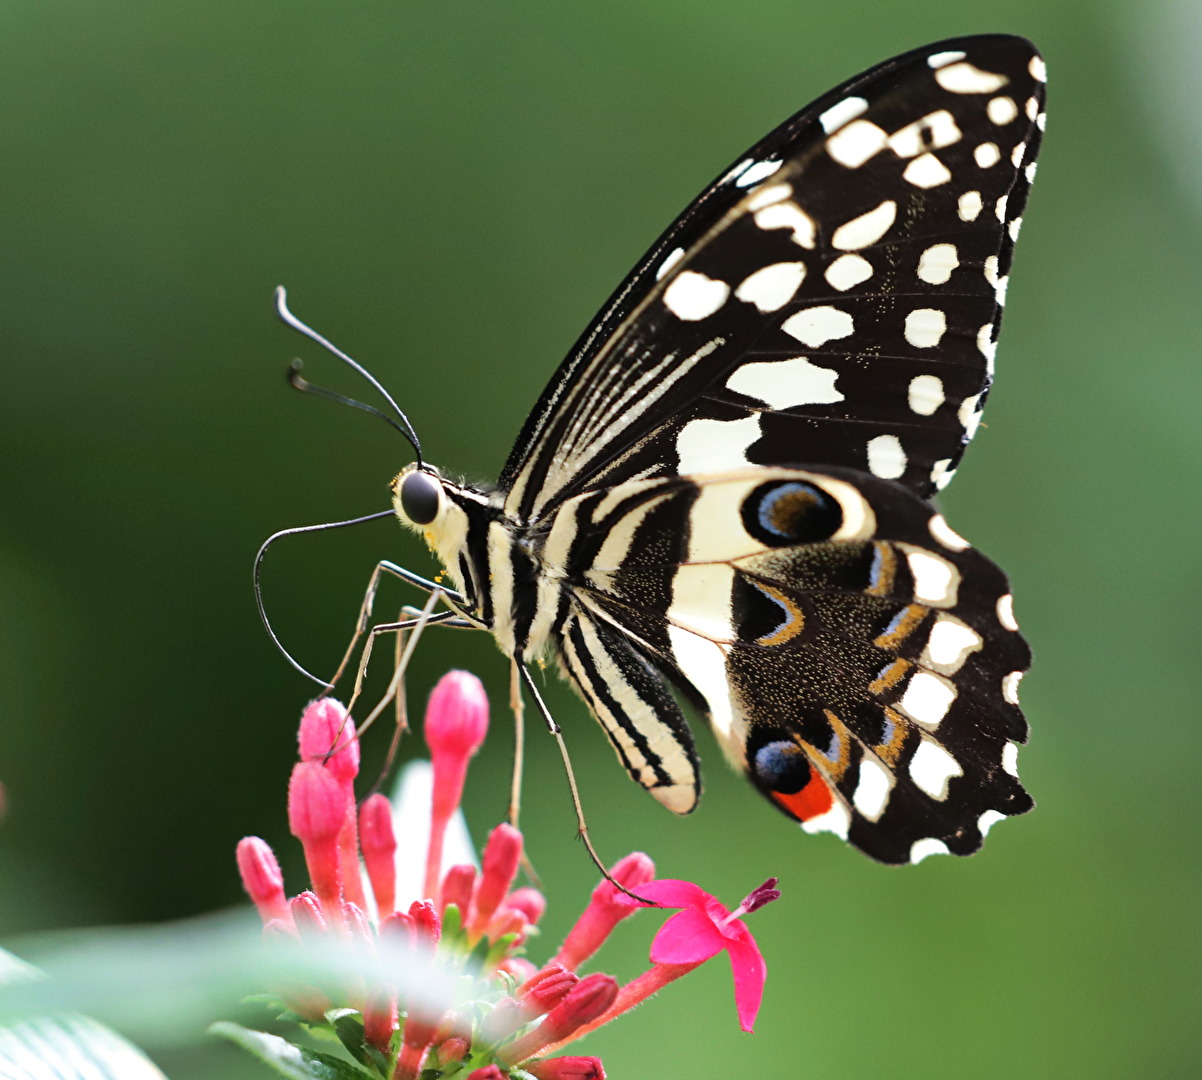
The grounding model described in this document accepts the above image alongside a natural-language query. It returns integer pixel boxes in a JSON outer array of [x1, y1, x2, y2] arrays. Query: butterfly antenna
[[275, 286, 424, 466], [254, 509, 398, 686], [288, 360, 418, 441]]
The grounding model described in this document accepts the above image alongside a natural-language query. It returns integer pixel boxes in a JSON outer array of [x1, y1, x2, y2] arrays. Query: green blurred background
[[3, 0, 1201, 1076]]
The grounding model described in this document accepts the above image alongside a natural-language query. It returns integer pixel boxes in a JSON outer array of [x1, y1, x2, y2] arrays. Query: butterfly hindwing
[[501, 35, 1046, 522], [548, 467, 1030, 863]]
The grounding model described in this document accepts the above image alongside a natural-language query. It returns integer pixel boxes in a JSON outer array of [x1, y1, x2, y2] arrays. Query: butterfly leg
[[326, 560, 467, 690], [516, 661, 653, 904]]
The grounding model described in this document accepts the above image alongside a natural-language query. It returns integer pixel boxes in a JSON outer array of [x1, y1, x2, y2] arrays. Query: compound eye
[[400, 470, 441, 525]]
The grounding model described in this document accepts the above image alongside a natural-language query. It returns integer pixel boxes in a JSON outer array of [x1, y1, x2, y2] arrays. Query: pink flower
[[629, 877, 778, 1032]]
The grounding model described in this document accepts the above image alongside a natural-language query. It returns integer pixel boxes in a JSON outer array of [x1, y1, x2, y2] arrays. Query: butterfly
[[286, 35, 1044, 866]]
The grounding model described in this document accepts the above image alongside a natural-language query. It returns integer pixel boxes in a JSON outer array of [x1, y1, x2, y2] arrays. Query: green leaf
[[0, 1013, 172, 1079], [209, 1021, 376, 1080], [0, 946, 171, 1079], [325, 1008, 390, 1074]]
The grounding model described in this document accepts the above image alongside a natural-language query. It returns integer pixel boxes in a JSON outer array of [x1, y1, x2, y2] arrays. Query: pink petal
[[724, 923, 767, 1033], [624, 878, 713, 910], [649, 908, 725, 965]]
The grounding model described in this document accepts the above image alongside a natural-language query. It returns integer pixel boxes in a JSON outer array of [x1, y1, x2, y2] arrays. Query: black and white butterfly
[[282, 35, 1045, 866]]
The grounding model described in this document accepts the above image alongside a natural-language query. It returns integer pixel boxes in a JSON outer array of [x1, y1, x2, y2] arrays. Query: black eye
[[400, 471, 441, 525], [741, 480, 843, 547]]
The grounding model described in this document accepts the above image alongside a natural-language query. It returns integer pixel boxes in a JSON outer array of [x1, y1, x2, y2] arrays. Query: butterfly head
[[391, 463, 492, 601]]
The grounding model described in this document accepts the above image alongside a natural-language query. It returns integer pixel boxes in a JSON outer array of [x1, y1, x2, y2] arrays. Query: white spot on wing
[[753, 201, 816, 248], [904, 308, 946, 348], [927, 50, 966, 68], [910, 837, 950, 863], [866, 434, 906, 479], [978, 323, 997, 372], [663, 271, 730, 321], [974, 141, 1001, 168], [987, 95, 1019, 125], [927, 513, 968, 551], [825, 253, 873, 291], [1029, 55, 1047, 82], [1002, 670, 1024, 705], [800, 799, 851, 840], [1011, 141, 1026, 166], [853, 757, 892, 820], [667, 626, 737, 744], [917, 243, 958, 284], [735, 159, 783, 188], [906, 549, 959, 606], [922, 615, 982, 670], [959, 392, 983, 441], [978, 809, 1006, 836], [909, 740, 963, 799], [903, 153, 951, 188], [908, 374, 944, 416], [996, 593, 1018, 630], [832, 199, 897, 250], [826, 119, 888, 168], [734, 262, 805, 313], [655, 247, 685, 281], [899, 672, 957, 728], [887, 110, 962, 157], [782, 306, 854, 347], [931, 458, 954, 490], [935, 61, 1009, 94], [958, 190, 983, 221], [1001, 741, 1020, 776], [676, 414, 761, 473], [818, 95, 868, 133], [727, 356, 843, 408]]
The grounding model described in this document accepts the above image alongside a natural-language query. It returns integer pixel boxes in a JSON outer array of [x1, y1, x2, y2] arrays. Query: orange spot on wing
[[772, 772, 834, 821]]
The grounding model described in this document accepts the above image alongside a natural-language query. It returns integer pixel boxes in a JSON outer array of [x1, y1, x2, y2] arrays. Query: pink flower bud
[[409, 899, 441, 947], [359, 794, 398, 918], [438, 1037, 469, 1064], [344, 901, 373, 943], [236, 837, 290, 925], [298, 698, 360, 781], [440, 863, 476, 919], [380, 910, 416, 948], [288, 763, 344, 915], [466, 1068, 505, 1080], [290, 891, 327, 940], [424, 671, 489, 760], [363, 995, 397, 1055], [423, 672, 489, 899], [552, 853, 654, 970], [501, 973, 618, 1063], [528, 1057, 607, 1080], [519, 965, 579, 1015], [470, 824, 522, 938], [479, 995, 525, 1043], [506, 886, 546, 925], [488, 907, 527, 944]]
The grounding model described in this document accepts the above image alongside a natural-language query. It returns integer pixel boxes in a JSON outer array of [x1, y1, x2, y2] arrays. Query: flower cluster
[[235, 671, 776, 1079]]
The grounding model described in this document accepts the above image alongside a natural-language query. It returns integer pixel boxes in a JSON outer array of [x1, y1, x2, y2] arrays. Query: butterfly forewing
[[501, 36, 1045, 521]]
